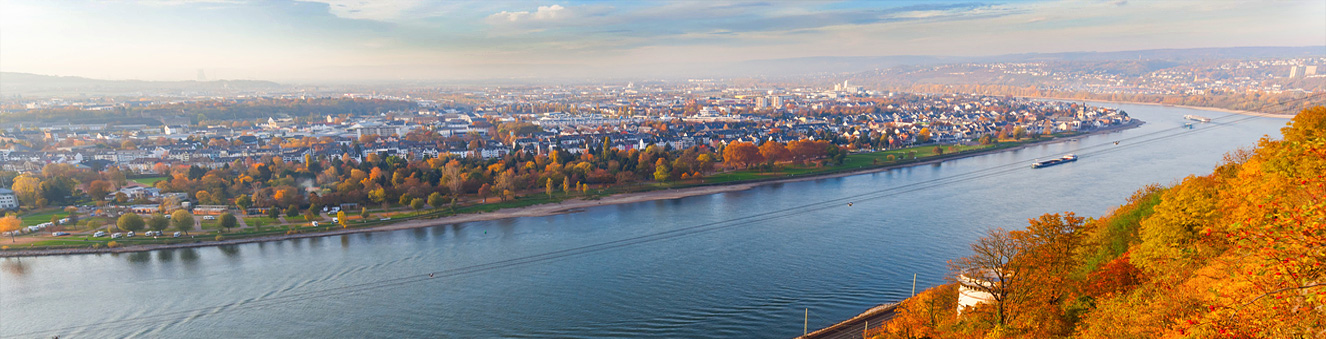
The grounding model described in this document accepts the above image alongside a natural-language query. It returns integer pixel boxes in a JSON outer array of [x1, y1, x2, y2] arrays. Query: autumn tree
[[653, 158, 671, 181], [787, 140, 830, 163], [117, 213, 145, 233], [337, 211, 347, 228], [147, 213, 170, 232], [410, 198, 425, 210], [881, 284, 959, 339], [234, 194, 252, 211], [443, 162, 465, 207], [722, 141, 764, 168], [0, 215, 20, 242], [916, 127, 932, 143], [494, 170, 515, 201], [170, 210, 194, 235], [218, 213, 238, 232], [368, 187, 387, 204], [11, 174, 41, 207], [477, 184, 491, 203], [950, 227, 1019, 327], [87, 180, 114, 201], [427, 192, 445, 209], [758, 141, 791, 164], [1006, 212, 1086, 336]]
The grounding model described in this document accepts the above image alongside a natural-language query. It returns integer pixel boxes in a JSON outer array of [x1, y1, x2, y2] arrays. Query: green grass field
[[18, 209, 72, 227], [129, 176, 168, 185], [199, 219, 222, 230], [243, 216, 281, 227], [700, 144, 996, 184]]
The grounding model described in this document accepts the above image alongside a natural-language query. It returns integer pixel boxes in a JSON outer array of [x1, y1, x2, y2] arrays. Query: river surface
[[0, 103, 1287, 338]]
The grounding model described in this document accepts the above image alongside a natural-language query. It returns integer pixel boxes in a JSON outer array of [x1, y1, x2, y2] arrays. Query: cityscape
[[1, 0, 1324, 338]]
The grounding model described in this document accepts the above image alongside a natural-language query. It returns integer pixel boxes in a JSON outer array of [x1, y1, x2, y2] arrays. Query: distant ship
[[1032, 154, 1078, 168], [1183, 114, 1212, 123]]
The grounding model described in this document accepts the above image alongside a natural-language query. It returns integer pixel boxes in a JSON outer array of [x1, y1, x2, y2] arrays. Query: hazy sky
[[1, 0, 1323, 82]]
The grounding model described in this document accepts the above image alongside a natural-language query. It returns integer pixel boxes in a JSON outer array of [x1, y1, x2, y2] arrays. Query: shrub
[[215, 235, 225, 241], [107, 241, 119, 248]]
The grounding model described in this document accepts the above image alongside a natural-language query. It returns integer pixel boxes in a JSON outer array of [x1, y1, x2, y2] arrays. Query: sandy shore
[[0, 121, 1143, 258]]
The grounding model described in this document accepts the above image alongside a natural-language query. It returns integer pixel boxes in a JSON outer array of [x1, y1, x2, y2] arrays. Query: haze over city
[[2, 0, 1324, 81]]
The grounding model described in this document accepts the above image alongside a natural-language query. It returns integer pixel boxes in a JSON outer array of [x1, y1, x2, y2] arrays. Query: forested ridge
[[874, 106, 1326, 338], [0, 98, 415, 125]]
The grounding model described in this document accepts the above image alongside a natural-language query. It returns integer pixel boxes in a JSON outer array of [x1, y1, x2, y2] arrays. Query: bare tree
[[950, 227, 1020, 326]]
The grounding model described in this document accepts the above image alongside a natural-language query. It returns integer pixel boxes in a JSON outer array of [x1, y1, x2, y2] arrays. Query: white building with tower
[[956, 268, 1003, 314]]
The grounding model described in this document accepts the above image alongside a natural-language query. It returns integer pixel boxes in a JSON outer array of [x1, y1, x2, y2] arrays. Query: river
[[0, 103, 1287, 338]]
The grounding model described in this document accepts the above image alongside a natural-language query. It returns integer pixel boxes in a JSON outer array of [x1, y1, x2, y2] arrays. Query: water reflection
[[1, 259, 28, 277], [127, 251, 152, 263], [157, 249, 174, 262], [179, 248, 199, 264], [218, 245, 240, 257]]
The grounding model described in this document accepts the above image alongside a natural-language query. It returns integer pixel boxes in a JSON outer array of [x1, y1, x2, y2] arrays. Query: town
[[0, 85, 1131, 248]]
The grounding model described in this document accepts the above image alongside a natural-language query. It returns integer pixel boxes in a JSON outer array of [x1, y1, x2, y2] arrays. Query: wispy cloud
[[1, 0, 1321, 81]]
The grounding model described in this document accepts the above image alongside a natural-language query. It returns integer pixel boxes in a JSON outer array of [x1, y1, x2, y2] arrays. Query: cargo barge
[[1032, 154, 1078, 168]]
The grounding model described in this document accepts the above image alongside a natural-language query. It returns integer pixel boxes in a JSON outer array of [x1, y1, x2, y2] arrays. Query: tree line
[[4, 136, 847, 218]]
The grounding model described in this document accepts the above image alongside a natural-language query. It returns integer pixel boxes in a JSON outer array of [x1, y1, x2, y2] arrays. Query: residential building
[[0, 188, 18, 210]]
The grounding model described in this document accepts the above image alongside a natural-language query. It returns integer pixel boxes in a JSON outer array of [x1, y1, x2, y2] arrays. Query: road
[[796, 303, 898, 339]]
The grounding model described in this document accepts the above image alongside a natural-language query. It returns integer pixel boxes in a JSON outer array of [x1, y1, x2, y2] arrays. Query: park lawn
[[76, 217, 115, 231], [216, 227, 288, 238], [701, 144, 1002, 185], [386, 210, 427, 218], [843, 144, 992, 165], [243, 216, 281, 227], [701, 171, 788, 184], [199, 219, 222, 230], [130, 176, 168, 185], [18, 209, 72, 227]]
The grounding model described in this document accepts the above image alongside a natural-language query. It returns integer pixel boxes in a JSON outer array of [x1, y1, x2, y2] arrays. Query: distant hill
[[725, 46, 1326, 77], [0, 72, 282, 96]]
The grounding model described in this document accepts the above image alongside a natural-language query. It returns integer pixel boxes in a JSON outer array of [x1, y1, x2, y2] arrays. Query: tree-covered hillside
[[876, 106, 1326, 338]]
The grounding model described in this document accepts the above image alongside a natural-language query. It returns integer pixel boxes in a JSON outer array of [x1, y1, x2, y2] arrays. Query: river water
[[0, 103, 1287, 338]]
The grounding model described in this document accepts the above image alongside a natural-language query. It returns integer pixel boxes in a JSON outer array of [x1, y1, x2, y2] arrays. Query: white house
[[0, 188, 18, 210]]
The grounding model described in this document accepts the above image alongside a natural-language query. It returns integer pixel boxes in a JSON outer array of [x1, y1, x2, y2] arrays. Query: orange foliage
[[916, 107, 1326, 338]]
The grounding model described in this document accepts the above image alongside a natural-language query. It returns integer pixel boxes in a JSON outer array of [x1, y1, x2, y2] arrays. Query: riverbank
[[0, 121, 1141, 258]]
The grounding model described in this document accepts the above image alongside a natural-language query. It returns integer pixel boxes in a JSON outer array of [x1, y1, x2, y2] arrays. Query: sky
[[1, 0, 1323, 82]]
